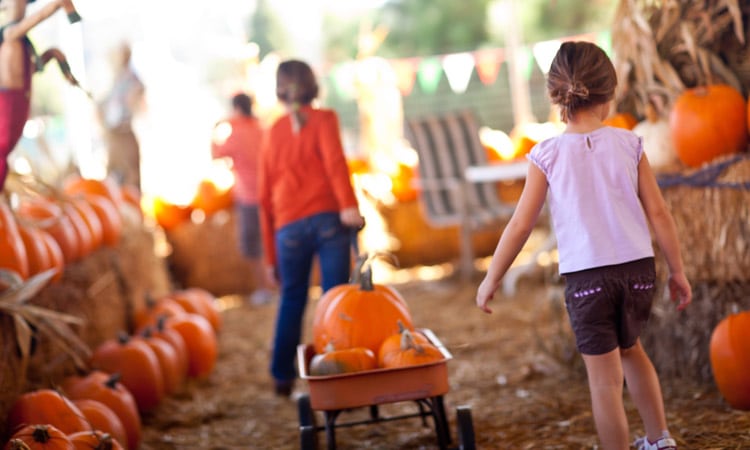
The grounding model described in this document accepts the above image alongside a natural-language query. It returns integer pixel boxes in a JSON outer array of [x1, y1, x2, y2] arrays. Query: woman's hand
[[340, 207, 365, 229]]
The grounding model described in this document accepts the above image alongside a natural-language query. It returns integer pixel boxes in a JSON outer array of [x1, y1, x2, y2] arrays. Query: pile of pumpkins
[[308, 258, 444, 376], [0, 175, 141, 283], [2, 287, 220, 450]]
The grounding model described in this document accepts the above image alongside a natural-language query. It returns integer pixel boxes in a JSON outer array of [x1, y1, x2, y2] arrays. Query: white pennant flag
[[442, 53, 475, 94], [533, 39, 562, 74]]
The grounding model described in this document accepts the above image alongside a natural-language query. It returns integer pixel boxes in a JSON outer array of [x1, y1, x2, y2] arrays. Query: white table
[[464, 160, 529, 183]]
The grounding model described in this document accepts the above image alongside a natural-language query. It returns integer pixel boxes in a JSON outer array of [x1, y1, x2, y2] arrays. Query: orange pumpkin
[[61, 202, 93, 260], [709, 311, 750, 410], [139, 327, 185, 395], [60, 371, 141, 450], [132, 294, 187, 331], [62, 175, 123, 207], [71, 399, 128, 449], [84, 195, 122, 247], [17, 224, 50, 277], [165, 313, 218, 379], [151, 196, 193, 231], [603, 112, 638, 130], [190, 179, 233, 215], [167, 287, 222, 333], [37, 229, 65, 282], [7, 389, 89, 435], [5, 424, 73, 450], [1, 198, 29, 279], [312, 263, 413, 355], [68, 430, 125, 450], [89, 333, 165, 413], [16, 198, 79, 264], [379, 328, 444, 369], [309, 344, 377, 376], [669, 84, 748, 167], [377, 321, 431, 367], [140, 316, 190, 381], [70, 197, 104, 251]]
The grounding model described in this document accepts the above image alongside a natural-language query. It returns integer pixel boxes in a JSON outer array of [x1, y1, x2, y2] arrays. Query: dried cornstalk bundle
[[612, 0, 746, 117]]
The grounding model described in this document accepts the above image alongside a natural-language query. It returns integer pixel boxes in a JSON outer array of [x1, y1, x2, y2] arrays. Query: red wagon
[[296, 329, 475, 450]]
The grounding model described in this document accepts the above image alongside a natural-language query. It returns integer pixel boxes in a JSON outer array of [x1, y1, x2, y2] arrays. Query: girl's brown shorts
[[562, 257, 656, 355]]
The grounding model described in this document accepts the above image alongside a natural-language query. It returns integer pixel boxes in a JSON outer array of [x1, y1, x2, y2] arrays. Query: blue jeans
[[270, 212, 352, 382]]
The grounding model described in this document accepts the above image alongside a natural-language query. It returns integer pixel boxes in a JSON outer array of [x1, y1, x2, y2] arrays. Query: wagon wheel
[[298, 394, 318, 450], [456, 405, 475, 450]]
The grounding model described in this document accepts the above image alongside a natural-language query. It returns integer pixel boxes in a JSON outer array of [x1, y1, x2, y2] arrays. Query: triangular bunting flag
[[390, 58, 418, 96], [442, 53, 475, 94], [518, 46, 535, 81], [416, 57, 443, 94], [474, 49, 503, 86], [532, 39, 562, 74]]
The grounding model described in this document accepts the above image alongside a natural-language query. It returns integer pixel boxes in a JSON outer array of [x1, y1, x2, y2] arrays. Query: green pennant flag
[[417, 57, 443, 94], [597, 30, 613, 58], [518, 46, 535, 81], [328, 61, 356, 100]]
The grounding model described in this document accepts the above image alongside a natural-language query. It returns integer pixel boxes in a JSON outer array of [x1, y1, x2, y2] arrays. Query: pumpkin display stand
[[165, 209, 259, 297], [642, 154, 750, 381], [0, 208, 171, 441]]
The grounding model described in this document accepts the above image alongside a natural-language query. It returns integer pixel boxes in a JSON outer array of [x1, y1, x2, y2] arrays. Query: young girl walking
[[475, 41, 692, 450]]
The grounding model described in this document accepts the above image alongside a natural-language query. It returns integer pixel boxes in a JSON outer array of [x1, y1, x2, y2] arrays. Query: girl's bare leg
[[621, 339, 669, 442], [582, 349, 630, 450]]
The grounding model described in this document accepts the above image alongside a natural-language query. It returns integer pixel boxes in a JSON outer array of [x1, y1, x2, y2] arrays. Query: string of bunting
[[326, 30, 612, 98]]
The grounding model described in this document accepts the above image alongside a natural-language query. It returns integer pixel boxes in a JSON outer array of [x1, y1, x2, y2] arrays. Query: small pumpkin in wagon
[[379, 327, 444, 369], [309, 343, 377, 376]]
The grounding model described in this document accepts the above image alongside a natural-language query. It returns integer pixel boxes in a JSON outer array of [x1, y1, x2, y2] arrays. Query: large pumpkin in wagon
[[312, 260, 413, 355]]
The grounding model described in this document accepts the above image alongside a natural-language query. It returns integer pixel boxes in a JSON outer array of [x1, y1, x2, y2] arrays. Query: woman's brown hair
[[547, 41, 617, 122], [276, 59, 319, 106]]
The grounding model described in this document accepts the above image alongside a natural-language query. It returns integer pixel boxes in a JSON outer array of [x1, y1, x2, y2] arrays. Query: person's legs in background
[[270, 218, 314, 395]]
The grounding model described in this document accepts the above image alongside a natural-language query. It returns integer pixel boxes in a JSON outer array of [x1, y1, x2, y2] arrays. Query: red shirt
[[258, 106, 358, 266], [211, 115, 263, 204]]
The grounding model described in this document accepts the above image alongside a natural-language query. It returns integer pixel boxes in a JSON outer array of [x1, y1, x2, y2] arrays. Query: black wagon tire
[[456, 405, 476, 450]]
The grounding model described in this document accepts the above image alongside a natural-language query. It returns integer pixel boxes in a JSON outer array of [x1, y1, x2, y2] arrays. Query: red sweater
[[211, 116, 263, 204], [258, 106, 358, 266]]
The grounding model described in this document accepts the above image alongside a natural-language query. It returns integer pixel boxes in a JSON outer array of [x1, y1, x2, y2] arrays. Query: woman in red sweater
[[258, 59, 364, 396]]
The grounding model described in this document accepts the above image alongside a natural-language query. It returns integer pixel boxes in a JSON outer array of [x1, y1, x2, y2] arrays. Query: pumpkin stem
[[348, 255, 367, 284], [105, 372, 123, 389], [141, 326, 153, 338], [156, 314, 167, 331], [144, 292, 157, 309], [360, 265, 374, 291], [31, 425, 52, 443], [400, 328, 424, 353], [324, 341, 336, 353], [117, 331, 131, 345]]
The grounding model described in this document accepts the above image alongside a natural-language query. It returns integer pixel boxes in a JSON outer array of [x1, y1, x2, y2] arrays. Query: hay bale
[[644, 155, 750, 382], [642, 281, 750, 382], [0, 211, 171, 441], [166, 209, 258, 296], [657, 155, 750, 282], [374, 198, 504, 268]]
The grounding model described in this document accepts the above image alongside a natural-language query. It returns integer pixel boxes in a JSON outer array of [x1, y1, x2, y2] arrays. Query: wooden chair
[[404, 109, 527, 279]]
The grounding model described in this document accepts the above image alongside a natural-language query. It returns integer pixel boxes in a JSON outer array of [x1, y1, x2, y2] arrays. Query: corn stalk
[[0, 269, 91, 379], [612, 0, 747, 117]]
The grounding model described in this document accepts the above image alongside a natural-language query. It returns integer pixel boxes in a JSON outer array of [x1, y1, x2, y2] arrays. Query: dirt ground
[[137, 272, 750, 450]]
